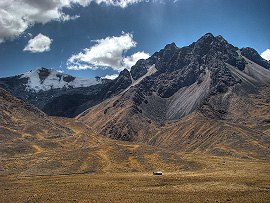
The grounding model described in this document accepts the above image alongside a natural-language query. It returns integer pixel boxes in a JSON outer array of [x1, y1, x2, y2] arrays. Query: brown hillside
[[77, 79, 270, 160], [0, 88, 202, 177]]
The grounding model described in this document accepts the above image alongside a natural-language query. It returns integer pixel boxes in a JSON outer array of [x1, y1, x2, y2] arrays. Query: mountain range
[[0, 66, 132, 117], [1, 33, 270, 169]]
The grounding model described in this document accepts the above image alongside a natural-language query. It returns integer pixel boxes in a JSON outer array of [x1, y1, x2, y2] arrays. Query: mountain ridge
[[0, 67, 133, 117], [19, 67, 103, 92], [76, 33, 270, 159], [1, 33, 269, 119]]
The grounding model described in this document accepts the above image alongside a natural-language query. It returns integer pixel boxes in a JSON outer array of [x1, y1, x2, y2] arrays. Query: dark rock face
[[0, 76, 29, 100], [129, 33, 244, 102], [63, 75, 76, 83], [240, 47, 270, 69], [38, 68, 51, 83], [130, 60, 149, 80], [103, 69, 132, 98], [42, 86, 102, 117]]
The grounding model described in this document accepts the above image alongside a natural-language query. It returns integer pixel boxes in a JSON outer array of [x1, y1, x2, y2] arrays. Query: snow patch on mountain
[[20, 67, 102, 92]]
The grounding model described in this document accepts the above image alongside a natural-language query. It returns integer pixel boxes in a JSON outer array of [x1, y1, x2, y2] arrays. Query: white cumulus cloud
[[0, 0, 72, 43], [261, 49, 270, 61], [123, 51, 150, 69], [23, 33, 53, 53], [103, 74, 119, 80], [96, 0, 146, 8], [67, 32, 149, 71], [0, 0, 151, 43]]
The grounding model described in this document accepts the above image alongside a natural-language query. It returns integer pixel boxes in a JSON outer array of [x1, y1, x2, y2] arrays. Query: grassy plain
[[1, 154, 269, 203]]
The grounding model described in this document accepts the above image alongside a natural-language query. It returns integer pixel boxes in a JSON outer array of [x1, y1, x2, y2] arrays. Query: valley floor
[[1, 154, 269, 203]]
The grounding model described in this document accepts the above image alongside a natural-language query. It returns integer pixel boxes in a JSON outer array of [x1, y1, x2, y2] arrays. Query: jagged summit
[[196, 32, 215, 43], [215, 35, 227, 43], [128, 33, 247, 99], [163, 42, 177, 49]]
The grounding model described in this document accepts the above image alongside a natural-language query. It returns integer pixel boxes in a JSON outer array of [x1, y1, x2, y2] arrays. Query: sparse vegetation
[[1, 154, 269, 202]]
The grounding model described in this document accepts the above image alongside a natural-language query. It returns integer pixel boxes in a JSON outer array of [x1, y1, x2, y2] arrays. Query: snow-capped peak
[[20, 67, 103, 92]]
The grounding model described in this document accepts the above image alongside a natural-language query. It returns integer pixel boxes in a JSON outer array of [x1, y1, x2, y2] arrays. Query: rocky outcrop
[[240, 47, 270, 70]]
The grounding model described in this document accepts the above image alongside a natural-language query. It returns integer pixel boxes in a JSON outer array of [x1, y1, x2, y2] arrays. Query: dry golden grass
[[1, 88, 270, 202], [0, 139, 201, 177], [77, 86, 270, 160], [1, 154, 269, 203]]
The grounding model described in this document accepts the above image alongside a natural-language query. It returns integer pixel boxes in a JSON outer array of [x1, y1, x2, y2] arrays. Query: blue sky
[[0, 0, 269, 79]]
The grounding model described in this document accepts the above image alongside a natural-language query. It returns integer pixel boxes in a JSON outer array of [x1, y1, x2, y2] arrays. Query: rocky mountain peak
[[192, 33, 236, 58], [119, 68, 130, 78], [129, 33, 247, 99], [215, 35, 227, 43], [164, 42, 177, 50], [147, 42, 179, 69], [121, 33, 270, 124], [196, 32, 215, 44]]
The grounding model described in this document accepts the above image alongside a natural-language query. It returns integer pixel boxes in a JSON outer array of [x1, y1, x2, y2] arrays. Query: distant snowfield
[[20, 67, 102, 92]]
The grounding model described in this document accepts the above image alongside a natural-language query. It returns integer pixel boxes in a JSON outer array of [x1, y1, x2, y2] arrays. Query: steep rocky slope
[[77, 33, 270, 159]]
